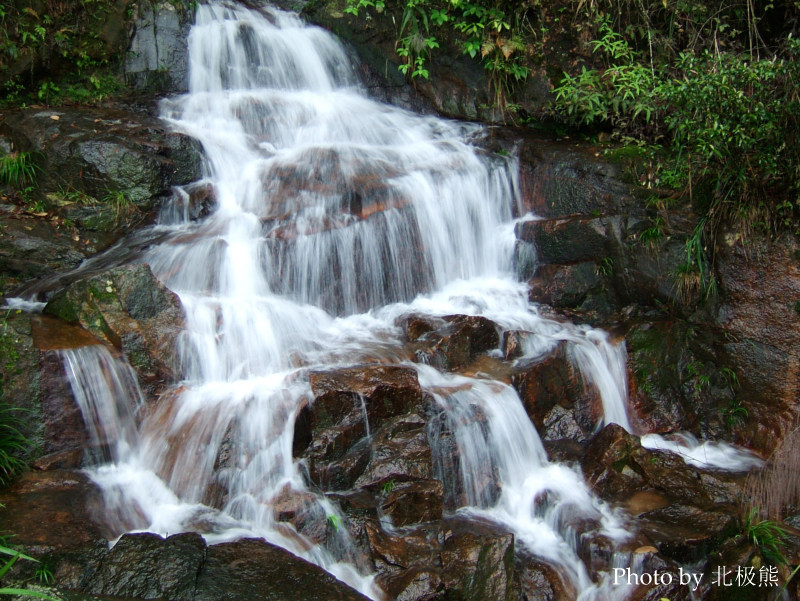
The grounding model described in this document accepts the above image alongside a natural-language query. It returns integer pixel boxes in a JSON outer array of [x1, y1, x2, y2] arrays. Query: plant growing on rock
[[0, 152, 38, 189], [344, 0, 530, 113], [0, 542, 57, 600]]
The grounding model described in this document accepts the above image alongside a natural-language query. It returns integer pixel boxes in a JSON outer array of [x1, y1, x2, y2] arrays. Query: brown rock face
[[715, 234, 800, 453], [397, 313, 500, 371], [368, 517, 528, 601], [0, 470, 104, 554], [381, 480, 444, 527], [511, 341, 601, 443], [309, 364, 423, 430]]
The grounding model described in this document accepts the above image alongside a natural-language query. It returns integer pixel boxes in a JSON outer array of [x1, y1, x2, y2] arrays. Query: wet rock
[[516, 553, 572, 601], [624, 550, 694, 601], [511, 341, 600, 443], [637, 504, 736, 564], [368, 517, 520, 601], [516, 141, 639, 220], [715, 233, 800, 454], [515, 217, 619, 267], [387, 567, 444, 601], [300, 364, 427, 490], [78, 532, 205, 601], [630, 446, 712, 508], [0, 470, 104, 554], [366, 520, 442, 574], [501, 329, 526, 360], [581, 424, 718, 511], [381, 480, 444, 527], [354, 414, 434, 488], [309, 364, 423, 430], [580, 424, 645, 501], [195, 537, 372, 601], [399, 314, 500, 371], [125, 0, 193, 94], [38, 349, 88, 458], [44, 263, 185, 394], [0, 311, 42, 453], [702, 537, 760, 601], [45, 532, 371, 601], [271, 485, 328, 545], [440, 519, 519, 601], [302, 1, 492, 120], [526, 262, 605, 308]]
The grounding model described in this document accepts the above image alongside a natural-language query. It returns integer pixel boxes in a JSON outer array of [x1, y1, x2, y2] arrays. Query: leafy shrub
[[345, 0, 530, 112]]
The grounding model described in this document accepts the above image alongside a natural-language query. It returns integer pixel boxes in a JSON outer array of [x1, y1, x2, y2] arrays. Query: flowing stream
[[55, 2, 649, 599]]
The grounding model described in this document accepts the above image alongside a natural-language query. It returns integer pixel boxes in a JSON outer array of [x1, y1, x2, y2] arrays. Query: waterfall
[[63, 3, 640, 600]]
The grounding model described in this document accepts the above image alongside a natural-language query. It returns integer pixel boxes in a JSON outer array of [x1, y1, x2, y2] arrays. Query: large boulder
[[32, 533, 372, 601], [44, 263, 185, 395], [0, 106, 203, 247]]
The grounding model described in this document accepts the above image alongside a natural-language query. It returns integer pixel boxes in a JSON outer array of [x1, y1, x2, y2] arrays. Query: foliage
[[0, 543, 57, 599], [325, 514, 341, 531], [344, 0, 530, 113], [553, 18, 656, 130], [0, 153, 39, 189], [0, 403, 29, 487], [551, 4, 800, 299], [742, 508, 788, 566], [0, 0, 129, 105], [0, 311, 31, 487]]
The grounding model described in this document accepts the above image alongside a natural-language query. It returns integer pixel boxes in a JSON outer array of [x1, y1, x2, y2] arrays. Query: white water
[[56, 3, 650, 600], [641, 432, 764, 471]]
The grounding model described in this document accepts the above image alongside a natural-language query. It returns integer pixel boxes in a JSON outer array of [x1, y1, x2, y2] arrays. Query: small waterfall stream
[[54, 3, 648, 600]]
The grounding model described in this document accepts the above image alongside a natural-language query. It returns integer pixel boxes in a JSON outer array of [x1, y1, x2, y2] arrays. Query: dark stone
[[501, 329, 526, 360], [399, 313, 500, 371], [715, 234, 800, 454], [516, 553, 572, 601], [381, 480, 444, 527], [309, 364, 423, 430], [515, 216, 619, 267], [0, 107, 203, 249], [195, 538, 372, 601], [580, 424, 644, 501], [527, 262, 604, 308], [38, 350, 88, 458], [81, 532, 205, 601], [0, 211, 89, 289], [637, 504, 736, 564], [354, 414, 434, 488], [124, 0, 193, 94], [440, 519, 519, 601]]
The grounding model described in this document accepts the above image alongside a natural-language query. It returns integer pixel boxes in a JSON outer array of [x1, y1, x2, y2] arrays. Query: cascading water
[[53, 2, 652, 600]]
